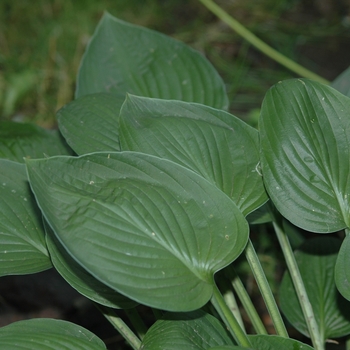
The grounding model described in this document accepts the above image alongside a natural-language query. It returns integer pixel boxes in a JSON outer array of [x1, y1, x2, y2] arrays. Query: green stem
[[346, 336, 350, 350], [211, 284, 252, 347], [124, 308, 148, 340], [272, 219, 324, 350], [244, 239, 289, 337], [221, 279, 246, 331], [226, 267, 268, 335], [197, 0, 330, 85], [97, 305, 141, 350]]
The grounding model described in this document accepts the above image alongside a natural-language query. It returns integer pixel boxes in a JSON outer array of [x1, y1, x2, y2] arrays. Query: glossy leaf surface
[[0, 318, 106, 349], [280, 237, 350, 340], [120, 95, 267, 216], [26, 152, 249, 311], [45, 221, 137, 309], [0, 121, 72, 163], [76, 13, 228, 110], [141, 310, 234, 350], [260, 79, 350, 233], [57, 93, 124, 155], [0, 160, 51, 276]]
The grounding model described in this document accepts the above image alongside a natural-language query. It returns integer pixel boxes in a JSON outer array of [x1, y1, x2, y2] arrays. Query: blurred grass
[[1, 0, 350, 127]]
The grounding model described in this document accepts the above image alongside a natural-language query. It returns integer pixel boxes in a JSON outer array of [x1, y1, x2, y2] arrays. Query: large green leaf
[[76, 13, 228, 110], [248, 335, 313, 350], [0, 318, 106, 349], [0, 159, 51, 276], [141, 310, 235, 350], [26, 152, 249, 311], [120, 95, 267, 216], [57, 93, 124, 155], [260, 79, 350, 233], [280, 237, 350, 340], [45, 221, 137, 309], [0, 121, 73, 163], [335, 233, 350, 301]]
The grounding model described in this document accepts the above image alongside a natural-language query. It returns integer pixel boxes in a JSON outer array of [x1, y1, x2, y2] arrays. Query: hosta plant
[[1, 11, 350, 350]]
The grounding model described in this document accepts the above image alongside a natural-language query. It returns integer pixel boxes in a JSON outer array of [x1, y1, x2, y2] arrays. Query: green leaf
[[332, 66, 350, 97], [44, 221, 137, 309], [0, 159, 51, 276], [26, 152, 249, 311], [248, 334, 314, 350], [76, 13, 228, 110], [280, 237, 350, 340], [57, 93, 124, 155], [141, 310, 235, 350], [120, 95, 267, 216], [0, 318, 106, 349], [260, 79, 350, 233], [335, 234, 350, 301], [246, 202, 271, 225], [0, 121, 73, 163]]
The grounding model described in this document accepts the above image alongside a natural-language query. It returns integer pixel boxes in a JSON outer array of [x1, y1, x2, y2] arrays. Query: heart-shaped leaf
[[260, 79, 350, 233], [248, 335, 313, 350], [76, 13, 228, 110], [0, 159, 51, 276], [120, 95, 267, 216], [0, 318, 106, 349], [57, 93, 124, 155], [26, 152, 249, 311], [280, 237, 350, 340], [335, 234, 350, 300], [0, 121, 73, 163], [45, 221, 137, 309], [141, 310, 235, 350]]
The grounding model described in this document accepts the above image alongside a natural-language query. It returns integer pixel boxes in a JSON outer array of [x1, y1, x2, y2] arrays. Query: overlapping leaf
[[260, 79, 350, 233], [26, 152, 249, 311], [0, 318, 106, 349], [57, 93, 124, 155], [0, 121, 72, 162], [280, 237, 350, 340], [76, 13, 228, 110], [120, 95, 267, 216], [141, 310, 235, 350], [45, 221, 137, 309], [0, 159, 51, 276]]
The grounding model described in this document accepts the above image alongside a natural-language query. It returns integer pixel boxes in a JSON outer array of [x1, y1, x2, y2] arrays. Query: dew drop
[[89, 181, 94, 185], [11, 189, 16, 193], [2, 183, 6, 186], [225, 235, 230, 240]]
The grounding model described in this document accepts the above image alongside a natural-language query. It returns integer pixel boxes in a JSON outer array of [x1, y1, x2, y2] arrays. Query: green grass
[[0, 0, 349, 127]]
